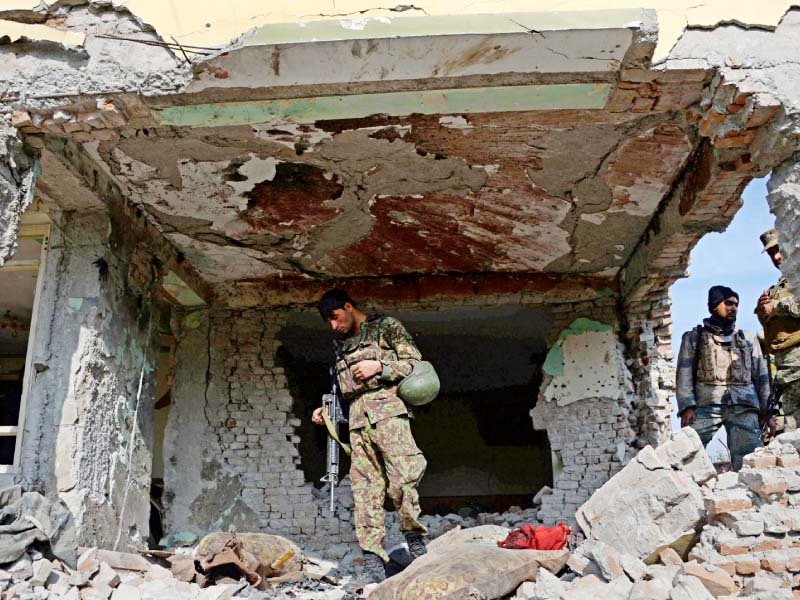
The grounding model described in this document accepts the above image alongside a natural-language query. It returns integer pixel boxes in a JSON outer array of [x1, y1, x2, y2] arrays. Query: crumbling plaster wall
[[0, 3, 191, 113], [17, 207, 163, 551], [163, 307, 356, 545], [531, 309, 640, 525], [664, 8, 800, 291], [0, 117, 37, 265]]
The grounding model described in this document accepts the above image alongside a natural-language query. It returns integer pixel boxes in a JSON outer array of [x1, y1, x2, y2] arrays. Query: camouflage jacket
[[676, 320, 769, 414], [763, 277, 800, 384], [334, 315, 421, 430]]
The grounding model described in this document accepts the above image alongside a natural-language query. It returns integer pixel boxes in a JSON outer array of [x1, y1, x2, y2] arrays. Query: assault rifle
[[320, 370, 350, 512], [761, 375, 783, 439]]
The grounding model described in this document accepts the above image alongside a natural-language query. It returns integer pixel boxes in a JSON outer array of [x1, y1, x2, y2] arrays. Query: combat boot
[[361, 551, 387, 584], [405, 531, 427, 560]]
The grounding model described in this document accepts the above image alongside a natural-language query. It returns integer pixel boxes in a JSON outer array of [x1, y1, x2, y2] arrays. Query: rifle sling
[[323, 410, 352, 456]]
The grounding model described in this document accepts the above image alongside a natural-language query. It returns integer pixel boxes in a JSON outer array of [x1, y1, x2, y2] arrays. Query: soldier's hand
[[312, 406, 326, 426], [680, 407, 696, 427], [351, 360, 382, 381], [759, 299, 778, 322]]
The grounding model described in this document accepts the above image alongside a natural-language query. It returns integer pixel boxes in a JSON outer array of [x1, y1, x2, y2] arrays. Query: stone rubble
[[7, 426, 800, 599]]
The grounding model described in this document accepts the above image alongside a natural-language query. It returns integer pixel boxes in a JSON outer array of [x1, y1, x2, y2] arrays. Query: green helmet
[[397, 361, 440, 406]]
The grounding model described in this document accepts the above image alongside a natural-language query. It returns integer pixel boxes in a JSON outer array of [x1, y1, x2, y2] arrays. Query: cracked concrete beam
[[0, 19, 86, 46], [665, 7, 800, 293], [217, 271, 617, 308], [619, 140, 752, 306], [40, 137, 215, 303], [0, 116, 38, 267], [183, 9, 649, 99]]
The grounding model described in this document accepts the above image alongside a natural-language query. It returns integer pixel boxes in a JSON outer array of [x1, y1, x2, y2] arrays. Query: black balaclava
[[706, 285, 739, 335]]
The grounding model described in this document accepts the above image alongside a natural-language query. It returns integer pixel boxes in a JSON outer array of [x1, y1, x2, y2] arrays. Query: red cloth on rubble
[[496, 523, 571, 550]]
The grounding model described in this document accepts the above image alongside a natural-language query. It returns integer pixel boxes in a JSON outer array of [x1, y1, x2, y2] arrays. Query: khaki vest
[[334, 317, 398, 400], [765, 278, 800, 352], [696, 328, 753, 385]]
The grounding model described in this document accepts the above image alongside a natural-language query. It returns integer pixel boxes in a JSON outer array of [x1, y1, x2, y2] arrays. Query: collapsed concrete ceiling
[[2, 3, 786, 307], [92, 110, 693, 284]]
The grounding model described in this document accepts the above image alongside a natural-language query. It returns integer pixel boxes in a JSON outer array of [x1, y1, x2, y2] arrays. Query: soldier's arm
[[379, 318, 422, 382], [750, 333, 771, 413], [675, 330, 697, 415]]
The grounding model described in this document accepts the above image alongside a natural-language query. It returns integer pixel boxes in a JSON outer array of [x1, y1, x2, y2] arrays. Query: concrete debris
[[0, 116, 37, 267], [575, 427, 712, 561]]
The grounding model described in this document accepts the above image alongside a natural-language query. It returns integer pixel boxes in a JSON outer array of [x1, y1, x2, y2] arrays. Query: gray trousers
[[692, 404, 762, 471]]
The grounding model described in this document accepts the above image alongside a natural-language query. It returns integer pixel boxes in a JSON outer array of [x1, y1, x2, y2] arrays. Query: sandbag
[[427, 525, 510, 553], [370, 542, 568, 600], [195, 532, 302, 578]]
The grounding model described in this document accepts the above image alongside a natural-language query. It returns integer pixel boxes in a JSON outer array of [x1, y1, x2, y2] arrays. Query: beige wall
[[0, 1, 796, 59]]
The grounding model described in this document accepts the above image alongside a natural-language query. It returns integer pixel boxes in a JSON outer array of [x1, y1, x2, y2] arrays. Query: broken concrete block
[[627, 567, 674, 600], [681, 561, 739, 596], [110, 584, 142, 600], [94, 563, 121, 588], [29, 559, 52, 587], [575, 443, 705, 561], [167, 555, 196, 583], [704, 487, 754, 516], [513, 580, 536, 600], [89, 550, 151, 572], [583, 541, 625, 581], [533, 567, 566, 599], [81, 582, 113, 600], [77, 551, 100, 579], [608, 575, 632, 598], [718, 510, 764, 536], [654, 427, 717, 486], [619, 553, 647, 581], [739, 467, 789, 498], [143, 565, 171, 581], [742, 574, 794, 599], [669, 575, 715, 600], [658, 547, 683, 566]]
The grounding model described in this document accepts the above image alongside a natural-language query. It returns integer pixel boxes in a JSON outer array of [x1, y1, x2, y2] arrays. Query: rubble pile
[[0, 544, 357, 600], [8, 427, 800, 599], [503, 428, 800, 599]]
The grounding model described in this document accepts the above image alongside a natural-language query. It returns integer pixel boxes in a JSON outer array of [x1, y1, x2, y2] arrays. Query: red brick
[[715, 131, 756, 149], [719, 543, 750, 556], [762, 557, 787, 573], [753, 539, 783, 552], [736, 559, 760, 575]]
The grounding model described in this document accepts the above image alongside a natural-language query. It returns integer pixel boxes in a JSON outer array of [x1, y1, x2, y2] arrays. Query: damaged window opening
[[0, 199, 49, 481], [279, 304, 553, 516]]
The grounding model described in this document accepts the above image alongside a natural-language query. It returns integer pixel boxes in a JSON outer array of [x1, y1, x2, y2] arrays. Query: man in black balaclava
[[676, 285, 770, 470]]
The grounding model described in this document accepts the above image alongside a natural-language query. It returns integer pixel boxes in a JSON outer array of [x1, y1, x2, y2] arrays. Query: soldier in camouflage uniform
[[756, 229, 800, 430], [312, 289, 427, 585], [677, 285, 770, 470]]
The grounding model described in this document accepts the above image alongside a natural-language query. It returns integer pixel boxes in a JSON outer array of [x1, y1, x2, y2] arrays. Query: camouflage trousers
[[349, 415, 427, 562], [780, 379, 800, 431], [691, 404, 762, 471]]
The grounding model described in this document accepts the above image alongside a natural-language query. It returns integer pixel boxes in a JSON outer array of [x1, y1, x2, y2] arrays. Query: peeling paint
[[155, 84, 614, 128]]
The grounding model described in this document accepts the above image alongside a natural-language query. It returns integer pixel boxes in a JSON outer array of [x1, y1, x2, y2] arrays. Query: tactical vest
[[695, 328, 753, 385], [334, 316, 397, 400], [764, 278, 800, 352]]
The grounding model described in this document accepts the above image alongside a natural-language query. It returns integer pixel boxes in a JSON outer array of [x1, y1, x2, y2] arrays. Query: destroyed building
[[1, 0, 800, 557]]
